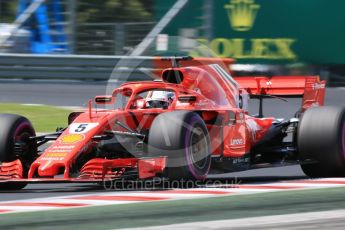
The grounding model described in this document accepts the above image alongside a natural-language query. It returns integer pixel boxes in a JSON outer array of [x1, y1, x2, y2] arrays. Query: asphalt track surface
[[132, 208, 345, 230], [2, 187, 345, 229], [0, 80, 344, 200]]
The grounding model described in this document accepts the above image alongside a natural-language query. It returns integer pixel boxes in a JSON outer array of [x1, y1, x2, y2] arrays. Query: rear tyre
[[148, 111, 211, 181], [298, 106, 345, 177], [0, 114, 37, 190]]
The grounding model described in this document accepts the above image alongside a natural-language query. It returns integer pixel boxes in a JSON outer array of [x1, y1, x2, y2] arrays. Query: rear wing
[[234, 76, 326, 111]]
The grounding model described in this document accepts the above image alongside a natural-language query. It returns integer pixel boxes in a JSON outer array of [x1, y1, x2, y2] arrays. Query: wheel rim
[[189, 126, 208, 169], [14, 122, 33, 141], [12, 122, 35, 162]]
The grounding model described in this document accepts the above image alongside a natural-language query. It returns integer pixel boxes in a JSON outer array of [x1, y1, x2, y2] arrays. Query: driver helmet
[[146, 90, 175, 109]]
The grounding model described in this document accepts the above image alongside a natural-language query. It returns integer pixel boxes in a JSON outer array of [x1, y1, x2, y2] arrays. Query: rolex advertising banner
[[155, 0, 345, 64]]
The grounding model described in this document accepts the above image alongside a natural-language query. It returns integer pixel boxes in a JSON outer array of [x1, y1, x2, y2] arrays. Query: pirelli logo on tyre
[[60, 134, 84, 144]]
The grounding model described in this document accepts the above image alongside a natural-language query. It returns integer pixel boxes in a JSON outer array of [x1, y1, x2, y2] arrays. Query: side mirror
[[178, 95, 197, 103], [95, 95, 114, 104]]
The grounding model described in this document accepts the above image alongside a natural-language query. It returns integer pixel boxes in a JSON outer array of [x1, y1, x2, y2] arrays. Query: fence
[[0, 0, 155, 55], [76, 22, 155, 55]]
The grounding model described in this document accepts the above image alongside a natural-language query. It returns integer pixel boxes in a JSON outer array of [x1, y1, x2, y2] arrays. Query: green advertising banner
[[155, 0, 345, 64]]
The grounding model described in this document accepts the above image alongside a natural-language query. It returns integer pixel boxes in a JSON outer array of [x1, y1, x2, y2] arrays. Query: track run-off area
[[0, 177, 345, 229], [0, 177, 344, 214]]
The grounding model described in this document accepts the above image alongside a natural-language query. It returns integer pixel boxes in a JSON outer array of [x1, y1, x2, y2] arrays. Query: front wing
[[0, 157, 167, 183]]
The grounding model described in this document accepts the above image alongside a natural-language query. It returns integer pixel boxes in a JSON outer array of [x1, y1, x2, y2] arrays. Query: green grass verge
[[0, 103, 72, 132], [1, 187, 345, 229]]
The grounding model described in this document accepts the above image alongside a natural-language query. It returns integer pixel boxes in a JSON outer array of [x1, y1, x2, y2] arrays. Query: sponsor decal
[[41, 152, 68, 161], [233, 157, 250, 164], [312, 83, 325, 90], [236, 113, 245, 124], [193, 38, 297, 60], [231, 138, 244, 145], [44, 153, 67, 158], [195, 100, 209, 107], [60, 134, 84, 144], [47, 149, 71, 153], [46, 145, 74, 153], [224, 0, 260, 32], [190, 0, 297, 60]]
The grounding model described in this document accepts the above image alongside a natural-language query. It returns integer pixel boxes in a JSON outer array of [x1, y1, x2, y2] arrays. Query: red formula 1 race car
[[0, 56, 341, 190]]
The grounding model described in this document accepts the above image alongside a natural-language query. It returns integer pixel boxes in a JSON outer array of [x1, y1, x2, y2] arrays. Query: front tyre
[[0, 114, 37, 190], [298, 106, 345, 177], [148, 111, 211, 181]]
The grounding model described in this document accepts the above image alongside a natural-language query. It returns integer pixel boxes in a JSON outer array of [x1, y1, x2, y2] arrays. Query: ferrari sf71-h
[[0, 56, 342, 190]]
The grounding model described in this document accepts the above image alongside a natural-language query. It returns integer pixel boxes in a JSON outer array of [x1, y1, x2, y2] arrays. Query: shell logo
[[60, 134, 84, 144]]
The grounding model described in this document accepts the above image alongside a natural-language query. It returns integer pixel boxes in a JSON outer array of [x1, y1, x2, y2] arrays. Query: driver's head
[[146, 90, 175, 109]]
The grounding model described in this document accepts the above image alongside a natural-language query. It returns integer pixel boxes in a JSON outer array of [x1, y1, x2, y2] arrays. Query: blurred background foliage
[[0, 1, 17, 22], [77, 0, 153, 23], [0, 0, 154, 23], [77, 0, 154, 23]]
